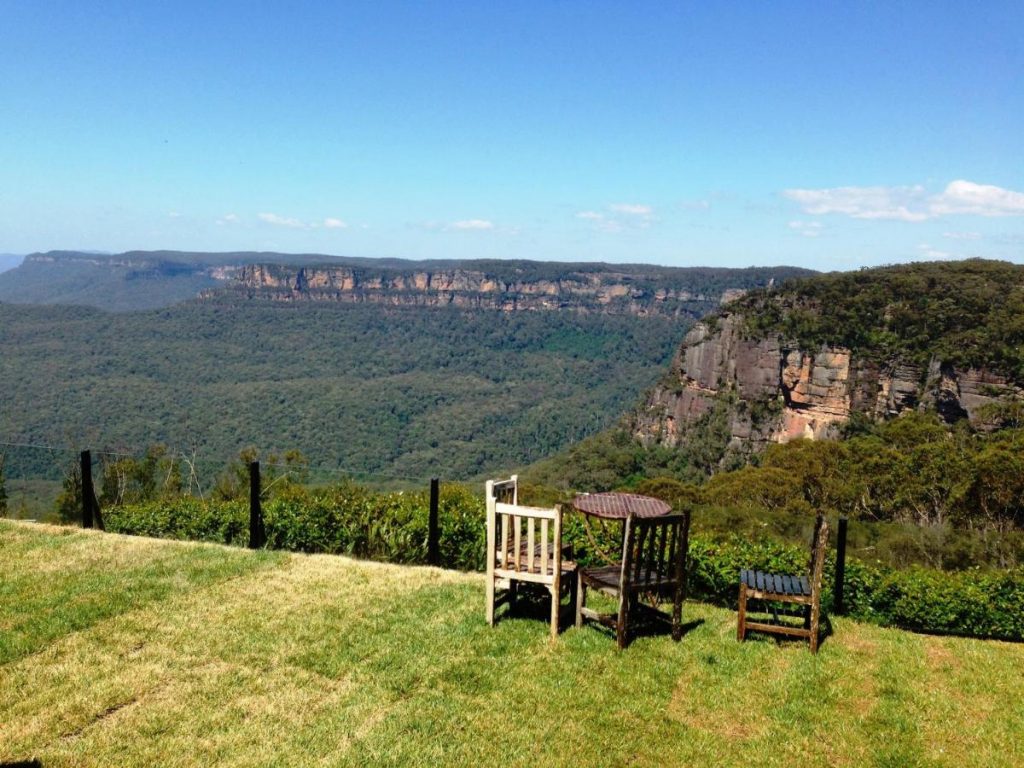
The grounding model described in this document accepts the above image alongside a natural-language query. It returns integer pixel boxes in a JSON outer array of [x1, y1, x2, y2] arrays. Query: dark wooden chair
[[575, 511, 690, 649], [485, 476, 576, 640], [737, 514, 829, 652]]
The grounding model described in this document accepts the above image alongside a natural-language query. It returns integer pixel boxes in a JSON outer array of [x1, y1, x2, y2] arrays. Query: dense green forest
[[740, 259, 1024, 376], [0, 296, 687, 492], [522, 412, 1024, 569]]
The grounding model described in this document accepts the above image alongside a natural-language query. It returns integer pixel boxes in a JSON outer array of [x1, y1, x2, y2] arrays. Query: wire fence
[[0, 437, 451, 523]]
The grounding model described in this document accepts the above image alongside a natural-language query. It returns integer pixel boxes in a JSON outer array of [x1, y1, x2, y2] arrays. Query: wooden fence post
[[834, 516, 848, 615], [428, 477, 440, 566], [249, 461, 266, 549], [81, 450, 93, 529], [80, 450, 104, 531]]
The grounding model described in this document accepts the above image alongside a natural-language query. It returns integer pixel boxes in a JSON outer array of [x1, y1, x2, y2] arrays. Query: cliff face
[[634, 312, 1022, 453], [213, 264, 731, 316]]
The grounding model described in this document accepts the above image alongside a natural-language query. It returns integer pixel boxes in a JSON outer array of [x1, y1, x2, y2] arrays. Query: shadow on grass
[[492, 583, 578, 634], [741, 611, 835, 651], [2, 760, 43, 767], [498, 584, 705, 643]]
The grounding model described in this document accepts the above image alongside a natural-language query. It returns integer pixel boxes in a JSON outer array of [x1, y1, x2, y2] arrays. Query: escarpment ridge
[[633, 259, 1024, 455], [209, 262, 809, 317]]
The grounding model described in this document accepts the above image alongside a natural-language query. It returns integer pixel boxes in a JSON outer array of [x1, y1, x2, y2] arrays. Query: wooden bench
[[737, 514, 829, 652]]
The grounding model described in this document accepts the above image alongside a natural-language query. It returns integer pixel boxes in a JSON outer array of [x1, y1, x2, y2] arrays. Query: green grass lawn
[[2, 521, 1022, 767]]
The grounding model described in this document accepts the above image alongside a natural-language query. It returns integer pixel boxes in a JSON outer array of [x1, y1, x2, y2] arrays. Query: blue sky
[[1, 2, 1021, 269]]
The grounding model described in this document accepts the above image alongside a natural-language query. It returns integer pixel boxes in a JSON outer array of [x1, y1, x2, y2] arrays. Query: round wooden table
[[572, 492, 671, 520]]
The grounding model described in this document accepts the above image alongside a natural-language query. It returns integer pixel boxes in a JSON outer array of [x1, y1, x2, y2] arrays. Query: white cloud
[[216, 213, 241, 226], [259, 212, 305, 228], [930, 180, 1024, 217], [595, 219, 624, 233], [783, 185, 929, 221], [609, 203, 653, 216], [942, 231, 982, 240], [447, 219, 494, 231], [788, 220, 824, 238], [916, 243, 954, 260], [577, 202, 656, 233], [785, 180, 1024, 222], [680, 199, 711, 211], [323, 217, 348, 229], [168, 211, 181, 218]]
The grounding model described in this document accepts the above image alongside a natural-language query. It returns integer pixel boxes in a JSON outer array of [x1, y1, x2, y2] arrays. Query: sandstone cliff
[[210, 264, 739, 317], [634, 312, 1022, 454]]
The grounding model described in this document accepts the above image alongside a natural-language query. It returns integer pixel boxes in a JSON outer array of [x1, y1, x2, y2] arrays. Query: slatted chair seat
[[737, 515, 829, 652], [575, 511, 691, 649], [740, 569, 812, 598]]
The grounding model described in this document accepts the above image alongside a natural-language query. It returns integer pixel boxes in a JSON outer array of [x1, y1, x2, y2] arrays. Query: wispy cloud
[[784, 180, 1024, 222], [447, 219, 494, 231], [679, 199, 711, 211], [168, 211, 182, 219], [942, 231, 982, 240], [609, 203, 653, 216], [323, 217, 348, 229], [784, 185, 929, 221], [788, 220, 824, 238], [916, 243, 955, 260], [259, 212, 305, 228], [576, 202, 655, 232], [216, 213, 241, 226]]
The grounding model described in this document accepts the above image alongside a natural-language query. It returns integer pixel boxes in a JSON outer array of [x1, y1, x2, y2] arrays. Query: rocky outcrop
[[208, 264, 727, 317], [634, 312, 1022, 455]]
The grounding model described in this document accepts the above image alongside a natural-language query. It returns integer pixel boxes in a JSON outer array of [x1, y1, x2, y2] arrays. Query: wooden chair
[[575, 512, 690, 650], [737, 514, 829, 652], [485, 476, 575, 640]]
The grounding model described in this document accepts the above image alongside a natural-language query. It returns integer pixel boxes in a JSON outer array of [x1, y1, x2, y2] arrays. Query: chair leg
[[809, 600, 821, 654], [550, 586, 559, 641], [616, 590, 630, 650], [485, 572, 495, 627], [737, 583, 747, 642], [575, 577, 585, 629], [671, 586, 683, 642]]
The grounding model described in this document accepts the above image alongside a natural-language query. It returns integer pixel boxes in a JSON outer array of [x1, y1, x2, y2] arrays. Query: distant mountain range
[[0, 250, 815, 313], [0, 250, 812, 499]]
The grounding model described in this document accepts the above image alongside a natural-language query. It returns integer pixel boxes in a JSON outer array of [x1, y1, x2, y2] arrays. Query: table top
[[571, 492, 672, 520]]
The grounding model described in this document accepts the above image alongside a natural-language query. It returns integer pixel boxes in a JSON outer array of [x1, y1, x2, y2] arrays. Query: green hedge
[[105, 488, 1023, 641], [686, 536, 1024, 641], [105, 481, 485, 571]]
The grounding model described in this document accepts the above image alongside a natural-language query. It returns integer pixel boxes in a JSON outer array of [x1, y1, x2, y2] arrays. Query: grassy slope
[[2, 521, 1022, 767]]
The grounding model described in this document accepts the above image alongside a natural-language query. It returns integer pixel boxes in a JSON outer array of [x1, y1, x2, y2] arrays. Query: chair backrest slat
[[540, 518, 549, 576], [487, 492, 561, 577], [655, 521, 669, 581], [620, 511, 691, 591]]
